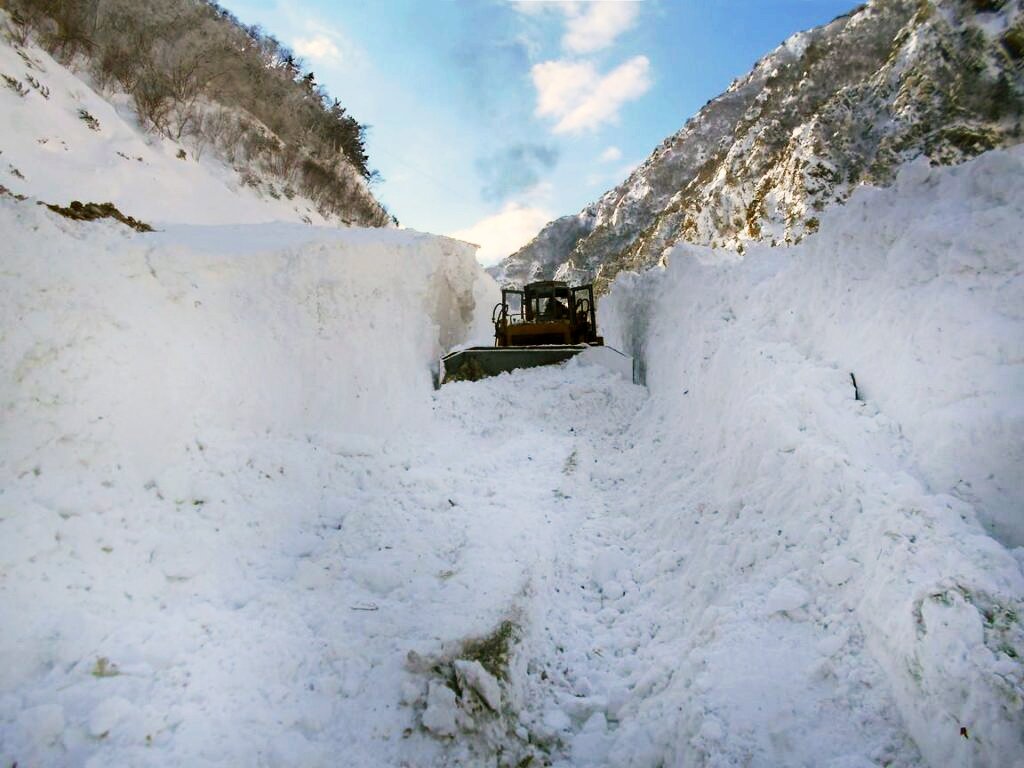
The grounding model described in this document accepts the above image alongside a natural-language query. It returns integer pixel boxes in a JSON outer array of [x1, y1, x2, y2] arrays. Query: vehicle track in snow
[[0, 348, 927, 768], [426, 360, 925, 768]]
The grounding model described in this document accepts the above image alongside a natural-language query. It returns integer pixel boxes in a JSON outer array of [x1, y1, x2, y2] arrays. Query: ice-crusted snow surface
[[1, 147, 1023, 767]]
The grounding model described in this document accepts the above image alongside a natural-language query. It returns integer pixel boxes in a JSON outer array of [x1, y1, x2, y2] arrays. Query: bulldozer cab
[[493, 280, 602, 347]]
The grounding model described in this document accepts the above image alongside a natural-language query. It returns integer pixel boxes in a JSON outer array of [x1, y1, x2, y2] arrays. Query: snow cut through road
[[3, 145, 1023, 768]]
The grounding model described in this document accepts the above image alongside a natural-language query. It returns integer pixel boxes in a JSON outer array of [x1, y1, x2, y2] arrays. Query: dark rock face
[[44, 200, 154, 232], [492, 0, 1024, 292]]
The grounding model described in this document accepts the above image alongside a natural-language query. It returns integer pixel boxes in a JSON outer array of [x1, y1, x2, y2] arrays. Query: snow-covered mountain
[[494, 0, 1024, 289]]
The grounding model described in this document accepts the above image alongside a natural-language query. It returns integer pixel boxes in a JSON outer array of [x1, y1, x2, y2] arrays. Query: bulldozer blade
[[438, 345, 637, 386], [439, 345, 588, 385]]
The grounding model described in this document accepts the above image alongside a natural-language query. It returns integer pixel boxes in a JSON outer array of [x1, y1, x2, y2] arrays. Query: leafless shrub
[[132, 69, 172, 133], [238, 169, 260, 188], [30, 0, 99, 59], [96, 45, 142, 92], [187, 107, 228, 160], [4, 11, 32, 46], [26, 75, 49, 98], [2, 73, 29, 96], [77, 108, 99, 130]]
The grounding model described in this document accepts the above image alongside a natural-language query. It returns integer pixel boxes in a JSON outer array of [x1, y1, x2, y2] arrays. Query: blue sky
[[222, 0, 856, 263]]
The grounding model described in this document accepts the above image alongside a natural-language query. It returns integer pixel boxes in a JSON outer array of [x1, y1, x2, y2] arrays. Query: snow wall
[[601, 147, 1024, 767], [0, 205, 496, 486], [0, 197, 498, 765]]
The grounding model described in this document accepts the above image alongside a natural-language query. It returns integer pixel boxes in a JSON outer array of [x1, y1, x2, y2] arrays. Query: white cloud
[[600, 145, 622, 162], [293, 34, 343, 66], [562, 2, 640, 54], [532, 55, 650, 134], [449, 203, 553, 266], [274, 8, 366, 73], [532, 59, 595, 118]]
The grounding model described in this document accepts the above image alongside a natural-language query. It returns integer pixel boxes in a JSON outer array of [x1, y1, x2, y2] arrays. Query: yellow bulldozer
[[439, 280, 631, 385], [492, 280, 602, 347]]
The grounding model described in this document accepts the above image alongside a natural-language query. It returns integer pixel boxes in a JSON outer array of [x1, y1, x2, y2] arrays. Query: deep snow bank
[[0, 200, 495, 486], [601, 147, 1024, 766], [0, 198, 499, 764], [607, 146, 1024, 547]]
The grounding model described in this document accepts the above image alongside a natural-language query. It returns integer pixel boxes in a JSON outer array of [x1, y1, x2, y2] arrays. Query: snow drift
[[600, 146, 1024, 767]]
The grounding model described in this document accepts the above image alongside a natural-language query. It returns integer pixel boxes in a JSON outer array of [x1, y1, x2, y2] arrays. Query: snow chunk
[[571, 345, 635, 382], [399, 679, 425, 706], [421, 682, 458, 737], [87, 697, 134, 737], [542, 706, 572, 736], [821, 554, 857, 586], [571, 711, 610, 766], [698, 716, 724, 741], [453, 659, 502, 712], [765, 579, 810, 614], [16, 704, 64, 747]]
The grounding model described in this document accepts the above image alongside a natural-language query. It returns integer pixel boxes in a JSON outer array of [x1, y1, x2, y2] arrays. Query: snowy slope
[[0, 27, 347, 228], [1, 6, 1022, 762], [2, 146, 1021, 768]]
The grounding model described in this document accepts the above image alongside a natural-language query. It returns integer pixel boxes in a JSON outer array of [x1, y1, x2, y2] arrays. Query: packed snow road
[[0, 351, 921, 768], [0, 349, 649, 767]]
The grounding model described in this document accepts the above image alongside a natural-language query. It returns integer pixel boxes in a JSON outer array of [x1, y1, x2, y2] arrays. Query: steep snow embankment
[[0, 203, 494, 482], [0, 29, 343, 227], [598, 147, 1024, 767], [0, 198, 499, 766]]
